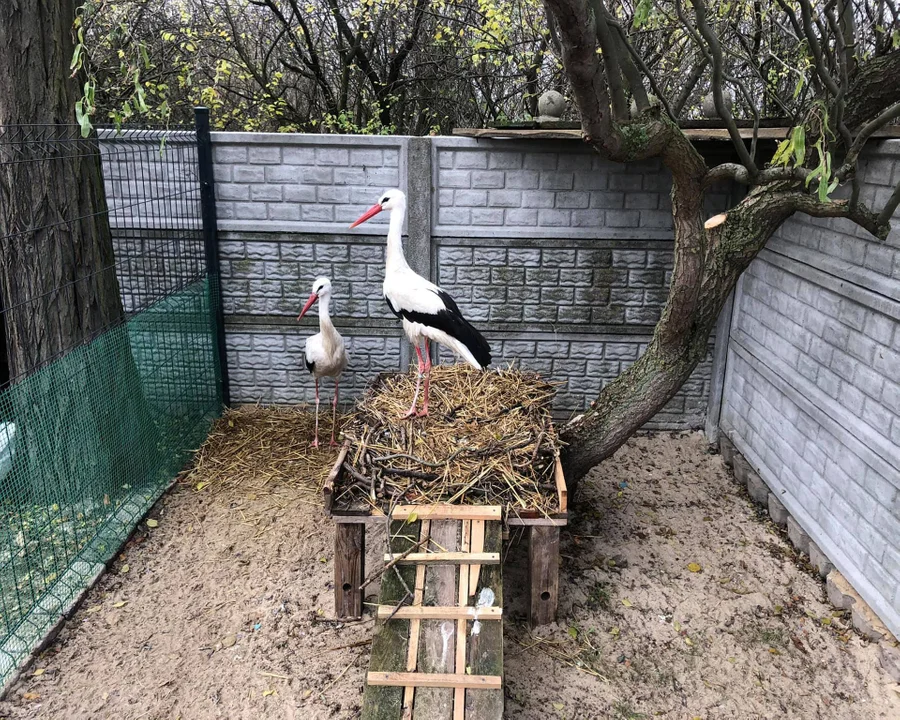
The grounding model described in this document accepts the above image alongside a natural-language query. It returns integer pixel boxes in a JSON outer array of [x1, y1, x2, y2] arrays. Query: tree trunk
[[0, 0, 122, 374], [0, 0, 157, 503], [561, 174, 799, 487]]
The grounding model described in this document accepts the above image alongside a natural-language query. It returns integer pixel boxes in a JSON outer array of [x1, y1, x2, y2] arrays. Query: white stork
[[349, 189, 491, 417], [297, 277, 348, 446]]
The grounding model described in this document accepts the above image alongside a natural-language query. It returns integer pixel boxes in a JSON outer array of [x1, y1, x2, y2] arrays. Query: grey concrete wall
[[207, 132, 718, 424], [719, 141, 900, 637]]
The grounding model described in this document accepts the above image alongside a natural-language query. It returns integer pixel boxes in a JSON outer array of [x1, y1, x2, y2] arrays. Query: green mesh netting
[[0, 277, 221, 685]]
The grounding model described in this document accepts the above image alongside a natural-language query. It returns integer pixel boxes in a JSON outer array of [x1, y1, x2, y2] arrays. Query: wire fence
[[0, 120, 224, 688]]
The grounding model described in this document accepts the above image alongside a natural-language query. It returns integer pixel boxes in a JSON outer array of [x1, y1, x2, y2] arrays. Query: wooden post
[[335, 522, 365, 619], [528, 526, 560, 627]]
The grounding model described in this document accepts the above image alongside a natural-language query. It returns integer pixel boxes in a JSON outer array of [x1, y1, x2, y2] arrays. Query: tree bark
[[0, 0, 158, 503], [0, 0, 122, 378]]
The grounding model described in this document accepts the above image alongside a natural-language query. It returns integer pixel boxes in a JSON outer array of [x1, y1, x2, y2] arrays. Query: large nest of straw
[[335, 365, 564, 516]]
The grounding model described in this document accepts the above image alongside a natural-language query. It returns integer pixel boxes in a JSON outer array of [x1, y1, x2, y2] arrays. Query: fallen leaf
[[553, 702, 565, 710], [120, 564, 130, 574], [773, 605, 783, 615], [609, 626, 620, 636], [22, 692, 40, 701], [684, 636, 694, 646], [222, 634, 237, 648], [263, 688, 276, 697], [113, 601, 127, 608], [821, 617, 832, 626], [319, 557, 327, 563], [86, 605, 102, 614], [146, 519, 158, 528], [673, 620, 682, 632], [103, 494, 110, 506], [406, 512, 418, 523], [196, 481, 209, 491], [32, 669, 44, 676], [302, 689, 312, 699], [621, 598, 633, 607], [567, 626, 578, 640], [769, 647, 781, 655], [687, 562, 702, 573]]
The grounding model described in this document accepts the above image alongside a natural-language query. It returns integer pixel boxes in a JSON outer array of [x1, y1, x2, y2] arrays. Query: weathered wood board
[[361, 520, 419, 720]]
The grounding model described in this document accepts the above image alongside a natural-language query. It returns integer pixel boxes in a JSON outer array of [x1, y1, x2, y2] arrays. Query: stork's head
[[349, 189, 406, 228], [297, 276, 332, 320]]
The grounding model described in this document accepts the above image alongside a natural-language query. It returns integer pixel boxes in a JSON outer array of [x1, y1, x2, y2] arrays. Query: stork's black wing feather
[[303, 351, 315, 374], [386, 289, 491, 368]]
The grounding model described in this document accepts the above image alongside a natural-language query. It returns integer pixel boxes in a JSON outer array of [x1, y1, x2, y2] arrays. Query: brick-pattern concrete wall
[[720, 141, 900, 637], [204, 132, 721, 425]]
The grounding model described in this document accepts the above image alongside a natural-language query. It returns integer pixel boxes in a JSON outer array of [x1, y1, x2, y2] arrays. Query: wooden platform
[[361, 512, 504, 719], [324, 442, 568, 628]]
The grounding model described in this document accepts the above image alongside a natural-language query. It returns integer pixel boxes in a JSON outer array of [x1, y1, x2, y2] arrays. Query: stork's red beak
[[349, 203, 383, 228], [297, 292, 318, 320]]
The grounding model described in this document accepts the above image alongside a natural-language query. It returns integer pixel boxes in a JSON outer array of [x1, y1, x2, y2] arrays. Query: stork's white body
[[351, 190, 491, 416], [299, 278, 348, 446]]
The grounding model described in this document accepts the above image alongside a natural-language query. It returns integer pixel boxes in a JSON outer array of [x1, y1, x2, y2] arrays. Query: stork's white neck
[[318, 294, 339, 349], [385, 204, 410, 274]]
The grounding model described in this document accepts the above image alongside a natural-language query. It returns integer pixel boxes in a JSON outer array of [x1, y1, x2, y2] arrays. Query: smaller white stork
[[350, 189, 491, 417], [297, 277, 348, 447]]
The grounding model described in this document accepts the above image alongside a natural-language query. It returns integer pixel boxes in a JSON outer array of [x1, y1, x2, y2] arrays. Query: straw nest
[[180, 405, 341, 501], [335, 365, 564, 516]]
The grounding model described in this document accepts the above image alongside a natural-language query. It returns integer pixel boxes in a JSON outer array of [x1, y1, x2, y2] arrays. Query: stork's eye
[[381, 197, 389, 204]]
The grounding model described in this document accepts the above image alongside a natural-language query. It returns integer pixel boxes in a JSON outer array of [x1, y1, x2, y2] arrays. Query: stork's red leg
[[417, 342, 432, 417], [330, 378, 339, 446], [312, 377, 320, 448], [402, 344, 425, 419]]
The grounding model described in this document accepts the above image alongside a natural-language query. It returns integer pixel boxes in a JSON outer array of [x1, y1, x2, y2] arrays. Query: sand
[[1, 429, 896, 719]]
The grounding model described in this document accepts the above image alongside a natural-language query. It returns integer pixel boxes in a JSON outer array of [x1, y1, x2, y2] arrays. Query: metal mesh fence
[[0, 123, 223, 688]]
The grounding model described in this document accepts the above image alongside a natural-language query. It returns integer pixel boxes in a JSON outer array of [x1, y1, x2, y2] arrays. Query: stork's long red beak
[[349, 203, 383, 228], [297, 292, 318, 320]]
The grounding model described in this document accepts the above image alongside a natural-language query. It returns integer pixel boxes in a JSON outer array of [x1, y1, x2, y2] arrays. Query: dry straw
[[180, 405, 341, 501], [335, 365, 564, 516]]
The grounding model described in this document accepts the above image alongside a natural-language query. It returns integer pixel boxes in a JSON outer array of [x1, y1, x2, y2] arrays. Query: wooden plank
[[528, 526, 560, 628], [554, 457, 568, 514], [384, 552, 499, 565], [403, 520, 430, 713], [334, 523, 365, 619], [416, 520, 459, 719], [453, 126, 900, 141], [466, 520, 504, 719], [378, 605, 502, 620], [506, 517, 568, 527], [454, 520, 471, 720], [323, 440, 350, 514], [361, 520, 420, 720], [368, 672, 502, 689], [392, 505, 502, 521], [468, 520, 485, 597]]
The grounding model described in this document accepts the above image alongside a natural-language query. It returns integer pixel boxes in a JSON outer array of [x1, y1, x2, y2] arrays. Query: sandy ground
[[0, 429, 897, 720]]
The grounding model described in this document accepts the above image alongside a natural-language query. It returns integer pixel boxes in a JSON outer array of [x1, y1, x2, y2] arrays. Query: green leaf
[[567, 626, 578, 639], [633, 0, 652, 28], [791, 126, 806, 166], [772, 138, 792, 167]]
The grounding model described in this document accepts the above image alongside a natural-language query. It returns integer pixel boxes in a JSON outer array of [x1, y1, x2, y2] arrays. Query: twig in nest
[[381, 467, 439, 481]]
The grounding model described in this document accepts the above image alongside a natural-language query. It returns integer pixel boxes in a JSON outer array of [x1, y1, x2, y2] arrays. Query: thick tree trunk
[[0, 0, 158, 503], [561, 175, 800, 485], [0, 0, 122, 375]]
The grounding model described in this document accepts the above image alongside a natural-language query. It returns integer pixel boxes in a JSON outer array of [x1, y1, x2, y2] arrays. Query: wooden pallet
[[361, 506, 503, 720]]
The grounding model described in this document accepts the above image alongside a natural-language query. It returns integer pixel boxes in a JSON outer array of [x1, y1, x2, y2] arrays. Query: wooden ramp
[[361, 506, 503, 720]]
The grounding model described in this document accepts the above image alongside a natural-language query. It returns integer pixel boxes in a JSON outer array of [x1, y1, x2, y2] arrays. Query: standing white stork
[[349, 189, 491, 417], [297, 277, 348, 446]]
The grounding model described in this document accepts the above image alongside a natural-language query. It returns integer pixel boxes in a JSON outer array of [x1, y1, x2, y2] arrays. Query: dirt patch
[[1, 427, 897, 719]]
